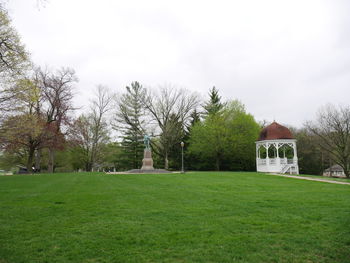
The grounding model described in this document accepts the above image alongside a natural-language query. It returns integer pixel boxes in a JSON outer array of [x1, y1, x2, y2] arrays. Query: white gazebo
[[255, 122, 299, 174]]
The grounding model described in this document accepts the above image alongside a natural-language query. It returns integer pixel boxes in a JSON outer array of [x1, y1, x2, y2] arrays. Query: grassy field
[[0, 172, 349, 263]]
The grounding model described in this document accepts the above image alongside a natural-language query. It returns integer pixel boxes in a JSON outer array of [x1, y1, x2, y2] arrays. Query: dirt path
[[272, 174, 350, 185]]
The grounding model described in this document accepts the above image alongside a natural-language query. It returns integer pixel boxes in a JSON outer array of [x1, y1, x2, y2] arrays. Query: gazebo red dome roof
[[258, 122, 294, 141]]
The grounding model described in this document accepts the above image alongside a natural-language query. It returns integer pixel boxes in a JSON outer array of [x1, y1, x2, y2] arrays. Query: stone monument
[[141, 135, 154, 170], [106, 134, 171, 174]]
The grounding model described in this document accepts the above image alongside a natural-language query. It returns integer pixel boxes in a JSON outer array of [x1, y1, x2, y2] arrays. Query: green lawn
[[0, 172, 349, 263]]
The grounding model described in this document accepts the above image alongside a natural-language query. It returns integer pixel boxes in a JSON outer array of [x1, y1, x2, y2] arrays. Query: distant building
[[256, 122, 299, 174], [323, 165, 346, 177]]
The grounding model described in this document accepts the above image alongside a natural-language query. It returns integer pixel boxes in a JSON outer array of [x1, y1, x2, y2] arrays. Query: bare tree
[[144, 86, 200, 169], [306, 104, 350, 178], [68, 114, 94, 171], [36, 67, 77, 172], [67, 86, 113, 171], [89, 85, 114, 171]]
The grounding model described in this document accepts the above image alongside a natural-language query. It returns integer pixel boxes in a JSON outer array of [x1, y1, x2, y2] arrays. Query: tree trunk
[[134, 144, 138, 169], [165, 151, 169, 170], [86, 162, 92, 172], [48, 147, 55, 173], [215, 153, 220, 171], [342, 162, 349, 178], [26, 147, 35, 174], [35, 148, 41, 172]]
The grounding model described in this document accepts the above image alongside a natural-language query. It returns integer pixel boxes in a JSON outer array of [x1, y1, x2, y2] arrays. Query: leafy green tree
[[0, 145, 26, 171], [189, 113, 229, 170], [0, 113, 45, 172], [0, 78, 47, 173], [0, 8, 30, 118], [0, 8, 29, 78], [99, 142, 123, 171], [224, 103, 260, 170], [189, 100, 260, 171]]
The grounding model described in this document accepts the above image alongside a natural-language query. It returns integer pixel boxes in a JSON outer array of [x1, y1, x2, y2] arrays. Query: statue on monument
[[141, 134, 154, 170], [143, 134, 151, 149], [106, 133, 171, 173]]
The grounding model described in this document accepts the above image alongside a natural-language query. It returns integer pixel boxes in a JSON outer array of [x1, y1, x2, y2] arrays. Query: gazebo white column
[[292, 141, 299, 174], [265, 142, 270, 170], [275, 142, 280, 165]]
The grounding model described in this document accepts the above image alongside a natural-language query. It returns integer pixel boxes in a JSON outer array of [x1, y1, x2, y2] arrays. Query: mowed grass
[[0, 172, 349, 263]]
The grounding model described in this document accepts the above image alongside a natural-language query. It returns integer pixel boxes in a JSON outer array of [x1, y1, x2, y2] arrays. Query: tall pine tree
[[203, 86, 224, 116], [114, 82, 146, 169]]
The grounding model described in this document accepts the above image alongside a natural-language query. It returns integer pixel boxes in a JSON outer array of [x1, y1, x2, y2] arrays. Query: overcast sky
[[6, 0, 350, 127]]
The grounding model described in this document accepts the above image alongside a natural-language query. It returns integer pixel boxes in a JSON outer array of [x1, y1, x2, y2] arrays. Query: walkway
[[272, 174, 350, 185]]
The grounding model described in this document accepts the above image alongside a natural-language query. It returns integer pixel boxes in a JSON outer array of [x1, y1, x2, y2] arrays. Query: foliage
[[0, 7, 30, 122], [189, 100, 260, 171], [0, 75, 47, 172], [0, 8, 29, 78], [0, 149, 25, 171], [0, 68, 78, 173], [98, 142, 123, 171]]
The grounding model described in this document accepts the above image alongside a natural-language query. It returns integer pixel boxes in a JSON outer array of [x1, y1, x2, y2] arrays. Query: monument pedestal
[[141, 149, 154, 170]]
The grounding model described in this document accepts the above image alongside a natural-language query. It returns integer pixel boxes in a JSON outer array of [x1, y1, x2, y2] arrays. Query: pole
[[181, 141, 184, 173]]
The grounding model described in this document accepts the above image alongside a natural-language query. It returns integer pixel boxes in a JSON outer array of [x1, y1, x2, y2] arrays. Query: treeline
[[0, 73, 260, 173], [0, 6, 349, 176]]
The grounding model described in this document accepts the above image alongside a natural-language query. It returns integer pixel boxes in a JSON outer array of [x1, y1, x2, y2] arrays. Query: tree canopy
[[189, 100, 260, 171]]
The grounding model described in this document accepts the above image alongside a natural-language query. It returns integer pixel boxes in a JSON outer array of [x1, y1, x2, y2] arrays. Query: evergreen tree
[[114, 82, 146, 169], [188, 109, 201, 129], [203, 86, 224, 116], [184, 109, 202, 170]]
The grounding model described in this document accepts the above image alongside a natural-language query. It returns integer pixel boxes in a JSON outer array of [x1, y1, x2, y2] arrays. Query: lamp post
[[180, 141, 184, 173]]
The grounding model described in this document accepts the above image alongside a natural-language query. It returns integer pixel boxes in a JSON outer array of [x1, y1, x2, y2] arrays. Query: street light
[[180, 141, 185, 173]]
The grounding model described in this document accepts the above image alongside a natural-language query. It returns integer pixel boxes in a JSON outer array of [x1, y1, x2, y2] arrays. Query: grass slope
[[0, 172, 349, 263]]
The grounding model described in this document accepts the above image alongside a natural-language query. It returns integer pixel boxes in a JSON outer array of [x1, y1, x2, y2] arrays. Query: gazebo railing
[[287, 159, 294, 164], [257, 158, 295, 166], [258, 159, 266, 165]]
